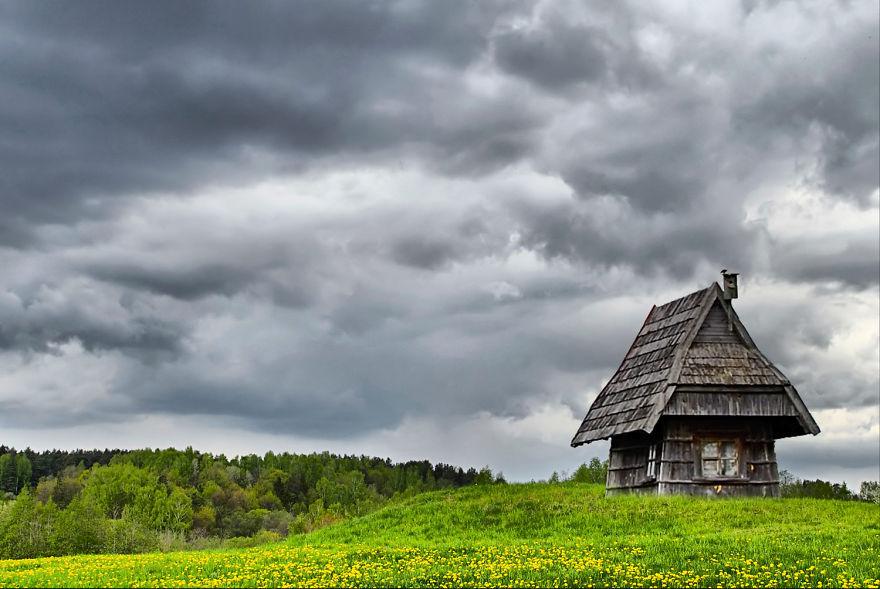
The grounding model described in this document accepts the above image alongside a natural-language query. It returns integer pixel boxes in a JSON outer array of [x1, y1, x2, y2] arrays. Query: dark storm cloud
[[0, 0, 533, 245], [773, 236, 880, 289], [0, 0, 877, 466], [0, 268, 639, 435], [109, 312, 624, 438], [82, 252, 318, 307], [510, 196, 758, 280], [391, 236, 461, 270], [492, 2, 662, 92], [733, 23, 880, 205], [0, 284, 185, 359], [493, 19, 608, 90], [87, 261, 267, 301]]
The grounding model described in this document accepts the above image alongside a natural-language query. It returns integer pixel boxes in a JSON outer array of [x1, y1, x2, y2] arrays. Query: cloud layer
[[1, 0, 877, 483]]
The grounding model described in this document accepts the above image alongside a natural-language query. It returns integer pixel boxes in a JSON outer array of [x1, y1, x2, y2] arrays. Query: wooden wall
[[606, 431, 658, 495], [656, 417, 779, 497], [663, 391, 798, 417], [605, 417, 781, 497], [692, 302, 738, 343]]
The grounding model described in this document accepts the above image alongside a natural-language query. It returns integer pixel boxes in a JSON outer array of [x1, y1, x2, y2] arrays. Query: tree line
[[0, 446, 120, 492], [779, 470, 879, 502], [0, 445, 504, 559]]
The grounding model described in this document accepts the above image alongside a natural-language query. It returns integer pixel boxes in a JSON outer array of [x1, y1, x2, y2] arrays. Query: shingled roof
[[571, 282, 819, 446]]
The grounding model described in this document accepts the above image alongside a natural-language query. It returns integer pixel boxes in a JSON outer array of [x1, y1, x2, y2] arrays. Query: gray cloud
[[778, 434, 880, 472], [0, 0, 532, 245], [493, 19, 608, 90], [0, 284, 186, 360], [87, 262, 267, 302], [0, 0, 876, 479], [773, 236, 880, 289], [733, 21, 880, 205]]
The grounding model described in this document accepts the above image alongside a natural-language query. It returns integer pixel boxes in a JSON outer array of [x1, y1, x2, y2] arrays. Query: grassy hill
[[1, 483, 878, 588]]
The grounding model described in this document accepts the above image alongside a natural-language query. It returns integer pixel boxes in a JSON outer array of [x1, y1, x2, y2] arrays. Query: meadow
[[1, 482, 878, 588]]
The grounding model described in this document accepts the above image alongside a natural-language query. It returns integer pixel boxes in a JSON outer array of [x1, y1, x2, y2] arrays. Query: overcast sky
[[1, 0, 878, 488]]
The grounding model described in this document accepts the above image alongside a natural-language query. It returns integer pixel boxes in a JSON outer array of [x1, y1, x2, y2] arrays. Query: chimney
[[721, 269, 739, 300]]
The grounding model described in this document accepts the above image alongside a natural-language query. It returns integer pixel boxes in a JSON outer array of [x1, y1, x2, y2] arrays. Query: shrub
[[571, 458, 608, 484], [156, 530, 188, 553], [52, 495, 109, 556], [223, 508, 268, 538], [262, 510, 293, 536], [779, 472, 858, 500], [106, 516, 159, 554], [0, 489, 57, 559], [859, 481, 880, 504], [221, 530, 281, 549]]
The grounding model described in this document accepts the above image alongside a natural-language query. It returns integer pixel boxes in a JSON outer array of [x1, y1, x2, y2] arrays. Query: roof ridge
[[653, 284, 714, 310]]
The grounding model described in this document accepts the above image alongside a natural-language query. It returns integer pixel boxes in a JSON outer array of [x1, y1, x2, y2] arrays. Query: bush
[[185, 533, 223, 551], [221, 530, 281, 549], [288, 499, 341, 535], [0, 490, 56, 559], [106, 516, 159, 554], [223, 509, 268, 538], [156, 530, 188, 553], [192, 504, 216, 535], [52, 495, 109, 556], [262, 510, 293, 536], [859, 481, 880, 504], [570, 458, 608, 484], [779, 471, 858, 500]]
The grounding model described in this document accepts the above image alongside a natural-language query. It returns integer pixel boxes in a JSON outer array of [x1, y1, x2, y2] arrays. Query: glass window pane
[[721, 459, 737, 476], [721, 442, 737, 458], [702, 460, 718, 476], [702, 442, 719, 458]]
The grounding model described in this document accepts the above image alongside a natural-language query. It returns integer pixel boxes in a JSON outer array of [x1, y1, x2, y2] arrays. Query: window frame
[[645, 443, 661, 481], [693, 435, 746, 481]]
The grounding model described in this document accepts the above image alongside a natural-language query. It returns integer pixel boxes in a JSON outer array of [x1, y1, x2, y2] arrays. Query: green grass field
[[1, 483, 878, 588]]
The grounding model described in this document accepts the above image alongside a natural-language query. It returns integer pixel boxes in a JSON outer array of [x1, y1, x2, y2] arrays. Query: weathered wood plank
[[663, 392, 797, 417], [609, 450, 648, 469], [658, 481, 780, 497], [692, 302, 738, 344]]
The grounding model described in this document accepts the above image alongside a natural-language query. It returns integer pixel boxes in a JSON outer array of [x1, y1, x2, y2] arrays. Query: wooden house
[[571, 274, 819, 496]]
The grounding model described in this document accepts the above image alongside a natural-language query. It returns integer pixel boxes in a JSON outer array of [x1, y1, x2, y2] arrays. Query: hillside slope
[[1, 483, 878, 588]]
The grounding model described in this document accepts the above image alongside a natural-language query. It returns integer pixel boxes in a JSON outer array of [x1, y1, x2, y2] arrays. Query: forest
[[0, 445, 524, 559]]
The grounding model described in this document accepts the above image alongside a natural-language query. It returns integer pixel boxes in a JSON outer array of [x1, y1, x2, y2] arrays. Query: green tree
[[571, 458, 608, 484], [0, 454, 14, 494], [165, 486, 194, 533], [0, 488, 37, 558], [0, 489, 59, 559], [15, 454, 32, 493], [81, 463, 157, 519], [52, 495, 108, 555], [51, 475, 84, 508], [474, 467, 494, 486]]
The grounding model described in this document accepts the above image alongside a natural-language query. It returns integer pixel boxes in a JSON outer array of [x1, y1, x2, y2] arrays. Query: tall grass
[[1, 483, 878, 588]]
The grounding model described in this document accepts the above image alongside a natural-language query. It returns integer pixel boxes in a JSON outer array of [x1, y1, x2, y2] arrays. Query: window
[[700, 440, 739, 478], [646, 443, 660, 480]]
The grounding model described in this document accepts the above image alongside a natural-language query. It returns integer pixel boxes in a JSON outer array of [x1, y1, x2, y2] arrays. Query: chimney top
[[721, 269, 739, 300]]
